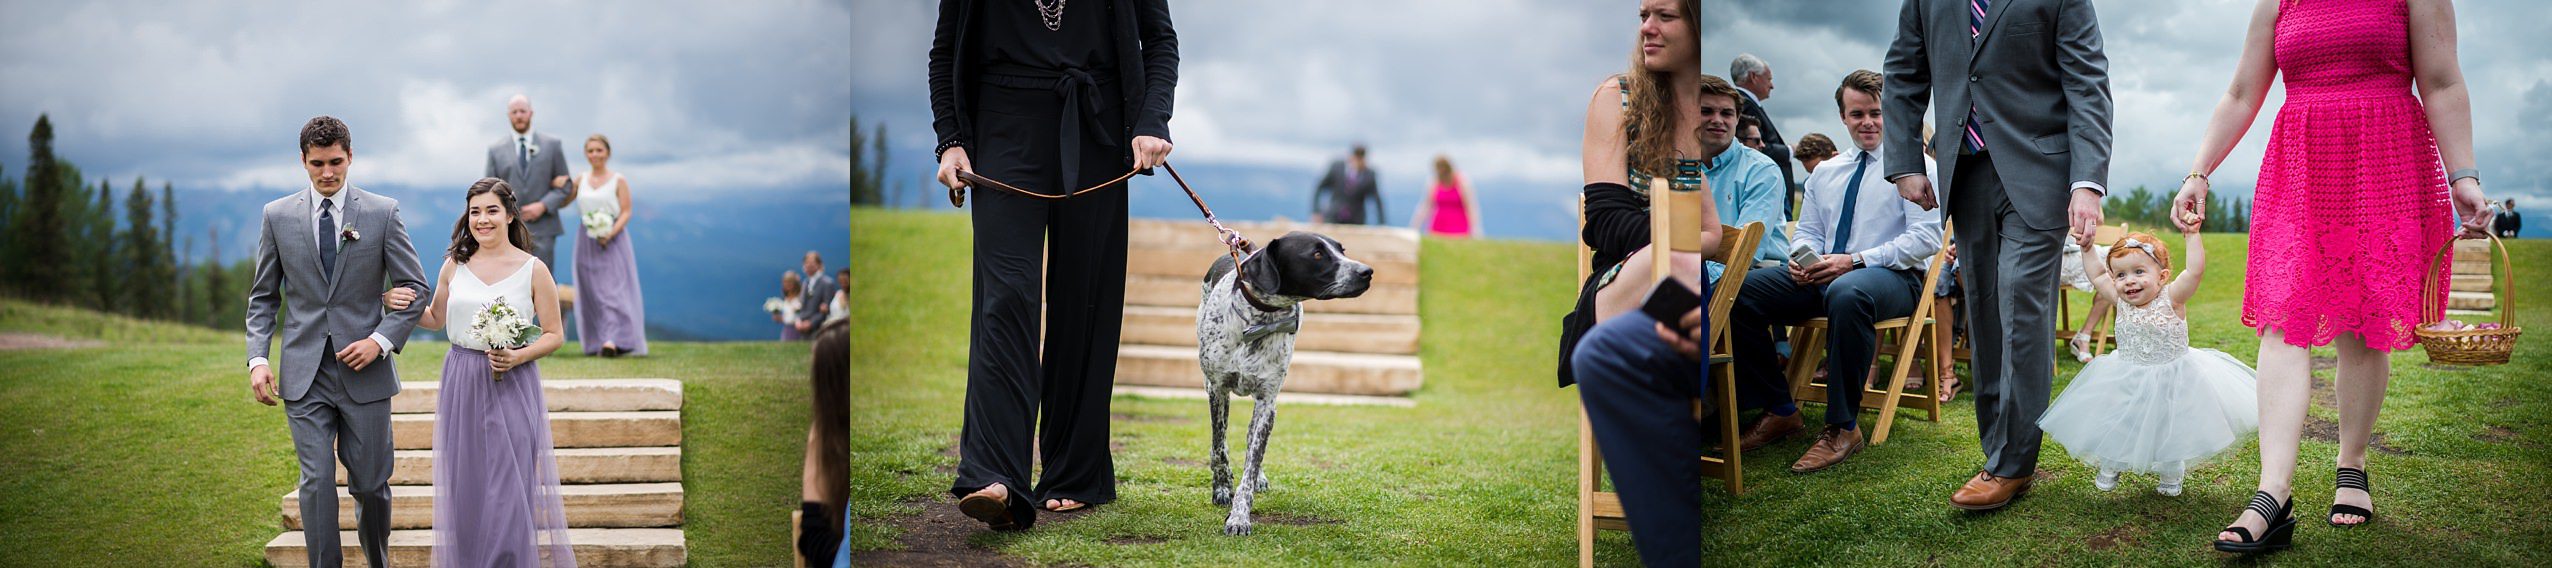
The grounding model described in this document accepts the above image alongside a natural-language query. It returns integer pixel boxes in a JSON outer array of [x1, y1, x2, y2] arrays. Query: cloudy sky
[[2, 0, 852, 203], [852, 0, 2552, 240]]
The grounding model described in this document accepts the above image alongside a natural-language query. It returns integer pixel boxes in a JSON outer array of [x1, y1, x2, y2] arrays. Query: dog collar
[[1237, 279, 1289, 313], [1241, 310, 1301, 342]]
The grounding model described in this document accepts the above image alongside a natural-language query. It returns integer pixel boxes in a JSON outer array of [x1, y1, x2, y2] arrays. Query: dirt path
[[0, 333, 102, 351]]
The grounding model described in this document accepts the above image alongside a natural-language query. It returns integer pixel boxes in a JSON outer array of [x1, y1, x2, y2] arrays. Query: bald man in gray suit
[[1884, 0, 2112, 512], [486, 94, 577, 268]]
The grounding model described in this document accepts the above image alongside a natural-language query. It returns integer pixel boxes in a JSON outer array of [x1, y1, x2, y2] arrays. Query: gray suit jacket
[[1883, 0, 2111, 231], [244, 187, 429, 403], [796, 272, 838, 325], [487, 132, 576, 238], [1312, 160, 1383, 225]]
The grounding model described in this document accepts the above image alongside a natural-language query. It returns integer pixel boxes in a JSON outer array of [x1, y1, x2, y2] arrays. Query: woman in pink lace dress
[[2170, 0, 2494, 553]]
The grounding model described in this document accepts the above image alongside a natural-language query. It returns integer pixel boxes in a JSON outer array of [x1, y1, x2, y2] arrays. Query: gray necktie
[[318, 199, 339, 279], [517, 137, 530, 172]]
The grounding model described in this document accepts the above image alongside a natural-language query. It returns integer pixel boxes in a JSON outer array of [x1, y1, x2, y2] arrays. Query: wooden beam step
[[1113, 344, 1422, 397], [337, 447, 680, 486], [1120, 305, 1420, 355], [391, 411, 680, 450], [263, 528, 684, 567], [282, 483, 683, 530]]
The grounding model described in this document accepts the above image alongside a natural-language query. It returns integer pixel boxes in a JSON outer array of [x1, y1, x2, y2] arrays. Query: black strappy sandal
[[2330, 467, 2376, 527], [2213, 491, 2296, 554]]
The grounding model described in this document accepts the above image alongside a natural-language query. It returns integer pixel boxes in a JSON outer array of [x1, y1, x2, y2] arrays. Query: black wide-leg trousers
[[949, 75, 1130, 524]]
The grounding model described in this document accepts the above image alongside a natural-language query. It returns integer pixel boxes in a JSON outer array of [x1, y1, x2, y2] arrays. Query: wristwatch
[[1850, 254, 1867, 270]]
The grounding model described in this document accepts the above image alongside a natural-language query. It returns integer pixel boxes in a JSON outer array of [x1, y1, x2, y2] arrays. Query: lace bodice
[[2111, 295, 2190, 366]]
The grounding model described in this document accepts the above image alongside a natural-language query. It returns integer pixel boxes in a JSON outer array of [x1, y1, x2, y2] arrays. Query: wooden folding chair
[[1783, 221, 1955, 445], [1574, 185, 1765, 567], [2057, 223, 2131, 354]]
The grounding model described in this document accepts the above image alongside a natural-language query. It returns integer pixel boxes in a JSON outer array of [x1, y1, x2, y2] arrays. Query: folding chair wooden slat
[[1783, 221, 1954, 445]]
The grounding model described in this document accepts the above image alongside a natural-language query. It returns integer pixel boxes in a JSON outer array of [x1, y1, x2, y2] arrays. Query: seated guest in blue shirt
[[1726, 70, 1942, 474], [1696, 81, 1792, 286]]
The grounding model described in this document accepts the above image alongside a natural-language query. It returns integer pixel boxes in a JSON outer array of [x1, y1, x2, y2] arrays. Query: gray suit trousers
[[1948, 152, 2061, 479], [285, 346, 393, 568]]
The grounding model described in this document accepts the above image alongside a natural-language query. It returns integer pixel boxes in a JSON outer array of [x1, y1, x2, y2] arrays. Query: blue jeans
[[1571, 304, 1711, 567]]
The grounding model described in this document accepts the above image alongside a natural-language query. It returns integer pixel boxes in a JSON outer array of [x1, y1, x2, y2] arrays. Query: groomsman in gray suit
[[1885, 0, 2111, 511], [487, 94, 576, 268], [245, 116, 430, 567]]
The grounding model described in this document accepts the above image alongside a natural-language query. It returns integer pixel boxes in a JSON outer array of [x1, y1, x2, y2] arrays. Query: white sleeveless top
[[580, 172, 622, 219], [445, 257, 540, 351]]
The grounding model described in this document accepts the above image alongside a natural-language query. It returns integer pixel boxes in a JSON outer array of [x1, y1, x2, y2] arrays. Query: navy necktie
[[1964, 0, 1991, 153], [1831, 152, 1869, 255], [318, 199, 339, 279], [517, 137, 531, 172]]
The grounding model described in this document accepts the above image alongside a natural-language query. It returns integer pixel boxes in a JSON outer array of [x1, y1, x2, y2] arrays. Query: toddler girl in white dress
[[2039, 229, 2259, 496]]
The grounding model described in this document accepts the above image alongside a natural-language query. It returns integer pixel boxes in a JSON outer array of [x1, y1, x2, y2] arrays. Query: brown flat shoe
[[1043, 498, 1088, 513], [1790, 425, 1864, 473], [959, 487, 1022, 530], [1951, 471, 2037, 511], [1739, 412, 1808, 451]]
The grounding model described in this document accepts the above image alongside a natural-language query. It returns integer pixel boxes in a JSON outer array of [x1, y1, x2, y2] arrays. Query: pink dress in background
[[2244, 0, 2454, 351], [1424, 182, 1473, 237]]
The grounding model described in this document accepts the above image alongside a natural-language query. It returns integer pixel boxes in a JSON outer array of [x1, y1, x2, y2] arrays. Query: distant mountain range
[[172, 184, 849, 341]]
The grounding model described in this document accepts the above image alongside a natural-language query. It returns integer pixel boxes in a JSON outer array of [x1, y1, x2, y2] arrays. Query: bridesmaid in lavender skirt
[[572, 134, 648, 357], [417, 178, 578, 567]]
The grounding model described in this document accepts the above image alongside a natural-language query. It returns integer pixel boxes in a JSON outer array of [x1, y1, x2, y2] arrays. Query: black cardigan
[[928, 0, 1179, 165], [1556, 181, 1653, 387]]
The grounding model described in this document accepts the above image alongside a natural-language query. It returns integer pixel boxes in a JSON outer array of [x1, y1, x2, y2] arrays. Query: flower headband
[[2115, 237, 2162, 266]]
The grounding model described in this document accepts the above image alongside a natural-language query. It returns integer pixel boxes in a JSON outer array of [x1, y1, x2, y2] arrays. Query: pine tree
[[849, 115, 878, 205], [202, 225, 231, 330], [124, 177, 163, 318], [0, 160, 14, 247], [9, 114, 70, 300], [872, 121, 893, 206], [162, 182, 181, 320], [87, 178, 119, 311]]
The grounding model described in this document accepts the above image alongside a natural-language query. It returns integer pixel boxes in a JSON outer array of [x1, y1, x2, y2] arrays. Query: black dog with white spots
[[1196, 231, 1372, 535]]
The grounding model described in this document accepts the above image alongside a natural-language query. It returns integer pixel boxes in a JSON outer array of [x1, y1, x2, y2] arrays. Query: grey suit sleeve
[[1311, 165, 1337, 216], [484, 144, 499, 179], [245, 210, 283, 364], [1367, 177, 1385, 225], [542, 139, 576, 211], [2056, 0, 2114, 190], [1882, 0, 1933, 181], [371, 201, 428, 352]]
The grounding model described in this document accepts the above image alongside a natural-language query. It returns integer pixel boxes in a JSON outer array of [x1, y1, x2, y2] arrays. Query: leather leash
[[953, 163, 1286, 313]]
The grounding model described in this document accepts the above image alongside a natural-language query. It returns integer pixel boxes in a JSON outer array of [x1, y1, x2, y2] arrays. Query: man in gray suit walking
[[245, 116, 430, 567], [487, 94, 576, 268], [1884, 0, 2111, 511]]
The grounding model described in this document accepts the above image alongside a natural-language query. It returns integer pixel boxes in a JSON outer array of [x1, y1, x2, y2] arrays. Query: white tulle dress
[[2039, 295, 2259, 487]]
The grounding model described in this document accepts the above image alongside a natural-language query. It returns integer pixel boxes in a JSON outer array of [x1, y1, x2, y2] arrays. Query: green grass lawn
[[850, 207, 2551, 566], [0, 298, 813, 566]]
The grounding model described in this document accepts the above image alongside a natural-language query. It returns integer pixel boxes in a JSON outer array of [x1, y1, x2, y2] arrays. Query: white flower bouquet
[[763, 297, 788, 317], [583, 208, 616, 238], [468, 296, 543, 381]]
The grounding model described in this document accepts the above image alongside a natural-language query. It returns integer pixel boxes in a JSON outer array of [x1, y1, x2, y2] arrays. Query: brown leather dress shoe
[[1950, 471, 2037, 511], [1740, 411, 1808, 451], [1789, 425, 1864, 473]]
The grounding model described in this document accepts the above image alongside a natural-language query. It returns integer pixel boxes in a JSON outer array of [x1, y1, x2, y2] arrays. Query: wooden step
[[1124, 276, 1417, 314], [338, 447, 681, 486], [391, 379, 682, 414], [1120, 305, 1420, 355], [1130, 219, 1420, 260], [2452, 274, 2496, 293], [1113, 344, 1422, 396], [2447, 291, 2498, 311], [1113, 385, 1417, 408], [283, 483, 684, 530], [392, 411, 681, 450], [263, 527, 685, 567], [1126, 248, 1419, 286]]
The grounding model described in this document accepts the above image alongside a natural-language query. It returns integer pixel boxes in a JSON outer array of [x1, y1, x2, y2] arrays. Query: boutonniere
[[527, 142, 539, 159], [341, 226, 361, 242]]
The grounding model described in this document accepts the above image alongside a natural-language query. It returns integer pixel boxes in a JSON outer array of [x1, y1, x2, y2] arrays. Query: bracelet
[[2183, 172, 2209, 185], [933, 140, 966, 161], [2449, 167, 2480, 186]]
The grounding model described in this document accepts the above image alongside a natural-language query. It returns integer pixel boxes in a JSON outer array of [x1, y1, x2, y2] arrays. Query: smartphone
[[1641, 279, 1704, 332], [1789, 240, 1822, 267]]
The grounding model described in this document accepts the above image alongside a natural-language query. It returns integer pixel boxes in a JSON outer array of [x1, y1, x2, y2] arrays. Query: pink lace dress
[[2244, 0, 2455, 351]]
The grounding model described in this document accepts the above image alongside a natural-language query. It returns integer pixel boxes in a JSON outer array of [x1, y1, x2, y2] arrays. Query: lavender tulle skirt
[[574, 228, 648, 356], [433, 346, 577, 567]]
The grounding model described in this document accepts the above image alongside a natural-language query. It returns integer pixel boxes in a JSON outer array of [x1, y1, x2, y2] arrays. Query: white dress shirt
[[249, 187, 398, 371], [1793, 143, 1942, 271]]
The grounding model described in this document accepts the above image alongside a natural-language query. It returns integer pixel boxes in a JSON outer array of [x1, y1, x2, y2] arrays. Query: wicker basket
[[2416, 234, 2521, 366]]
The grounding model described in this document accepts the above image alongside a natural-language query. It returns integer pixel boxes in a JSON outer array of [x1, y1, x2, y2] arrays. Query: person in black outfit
[[2495, 198, 2520, 238], [929, 0, 1177, 531], [1732, 53, 1798, 219], [1312, 144, 1385, 225]]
